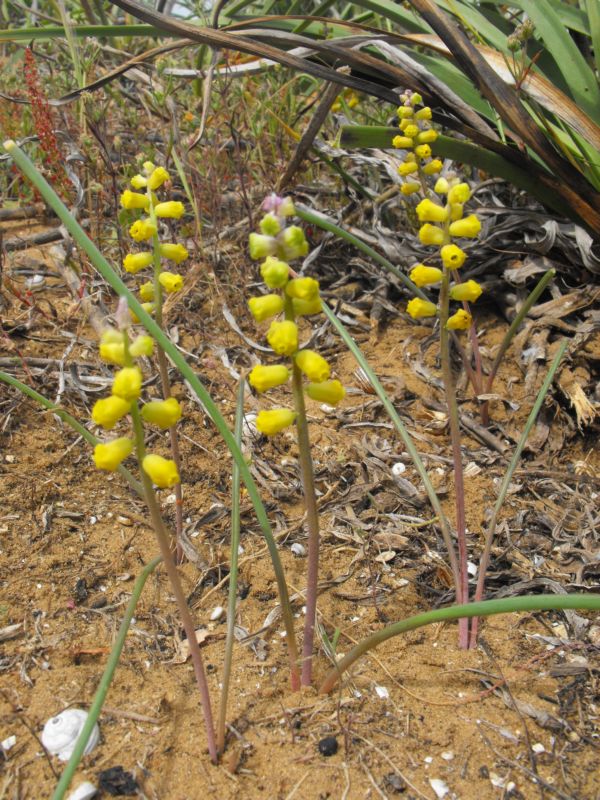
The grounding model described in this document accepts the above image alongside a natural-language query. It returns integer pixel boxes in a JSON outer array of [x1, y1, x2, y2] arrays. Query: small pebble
[[290, 542, 306, 557], [117, 515, 133, 526], [66, 782, 98, 800], [532, 742, 545, 754], [210, 606, 224, 621], [391, 462, 406, 476], [1, 735, 16, 752], [5, 454, 15, 464], [375, 686, 389, 699], [317, 736, 338, 757], [429, 778, 449, 798]]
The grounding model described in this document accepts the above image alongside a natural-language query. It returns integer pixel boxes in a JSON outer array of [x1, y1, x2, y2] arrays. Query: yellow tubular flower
[[450, 280, 483, 303], [397, 106, 414, 119], [91, 396, 131, 430], [94, 437, 133, 471], [410, 93, 423, 105], [131, 174, 148, 190], [143, 161, 156, 175], [267, 320, 298, 356], [447, 182, 471, 205], [450, 203, 464, 221], [415, 106, 432, 120], [130, 302, 155, 324], [147, 166, 170, 190], [306, 379, 346, 405], [249, 233, 277, 260], [100, 342, 126, 366], [416, 129, 438, 144], [141, 397, 182, 429], [142, 454, 180, 488], [292, 296, 322, 317], [407, 298, 438, 319], [260, 256, 289, 288], [409, 264, 443, 287], [123, 252, 153, 274], [398, 162, 419, 176], [159, 272, 183, 293], [434, 177, 449, 194], [154, 201, 185, 219], [248, 364, 290, 392], [259, 213, 281, 237], [415, 144, 431, 160], [441, 244, 467, 270], [401, 182, 421, 196], [446, 309, 472, 330], [392, 135, 413, 149], [159, 243, 188, 264], [112, 367, 142, 401], [278, 226, 309, 261], [402, 124, 419, 139], [285, 276, 319, 301], [295, 349, 330, 383], [129, 219, 157, 242], [129, 335, 154, 358], [416, 199, 450, 223], [139, 281, 155, 302], [419, 224, 445, 246], [120, 190, 150, 211], [256, 408, 297, 436], [248, 294, 284, 322], [449, 214, 481, 238], [423, 159, 443, 175]]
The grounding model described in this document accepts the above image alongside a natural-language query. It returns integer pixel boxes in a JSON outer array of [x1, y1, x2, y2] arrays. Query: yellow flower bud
[[159, 272, 183, 293], [446, 309, 472, 330], [120, 190, 150, 211], [400, 182, 421, 196], [392, 135, 413, 149], [154, 201, 185, 219], [142, 454, 180, 488], [434, 177, 449, 194], [260, 256, 289, 288], [248, 364, 290, 392], [441, 244, 467, 269], [295, 349, 330, 382], [256, 408, 297, 436], [259, 213, 281, 237], [143, 161, 156, 175], [397, 106, 413, 119], [278, 225, 309, 261], [139, 281, 155, 302], [99, 342, 126, 366], [292, 295, 322, 317], [131, 174, 148, 190], [449, 279, 483, 303], [407, 298, 437, 319], [249, 233, 277, 260], [248, 294, 284, 322], [418, 223, 445, 246], [129, 335, 154, 358], [415, 106, 432, 120], [91, 396, 131, 430], [112, 366, 142, 401], [415, 144, 431, 160], [94, 437, 133, 471], [450, 203, 463, 221], [130, 302, 155, 324], [449, 214, 481, 238], [147, 166, 170, 190], [129, 219, 157, 242], [410, 93, 423, 106], [159, 243, 188, 264], [123, 252, 153, 274], [398, 161, 419, 176], [416, 129, 438, 144], [285, 277, 319, 301], [409, 264, 443, 287], [305, 379, 345, 405], [416, 198, 450, 223], [141, 397, 182, 429], [447, 182, 471, 205], [422, 159, 443, 175], [402, 124, 419, 139], [267, 320, 298, 356]]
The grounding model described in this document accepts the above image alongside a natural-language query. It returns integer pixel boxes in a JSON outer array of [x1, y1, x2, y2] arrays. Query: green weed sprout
[[247, 194, 346, 686]]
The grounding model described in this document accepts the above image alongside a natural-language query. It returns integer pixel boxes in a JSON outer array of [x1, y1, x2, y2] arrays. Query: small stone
[[117, 515, 133, 526], [290, 543, 306, 557], [532, 743, 545, 754], [429, 778, 449, 798], [66, 782, 98, 800], [391, 462, 406, 476], [210, 606, 224, 621], [317, 736, 338, 757], [5, 454, 15, 464], [383, 772, 406, 793], [375, 686, 389, 699]]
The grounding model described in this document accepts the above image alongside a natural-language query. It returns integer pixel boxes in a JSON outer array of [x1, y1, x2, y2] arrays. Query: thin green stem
[[51, 556, 162, 800]]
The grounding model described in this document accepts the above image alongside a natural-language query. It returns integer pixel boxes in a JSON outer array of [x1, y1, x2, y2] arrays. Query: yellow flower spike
[[434, 177, 449, 194], [415, 144, 431, 160], [416, 129, 438, 144], [248, 364, 290, 393], [415, 106, 432, 121], [141, 397, 183, 429], [120, 190, 150, 211], [450, 203, 463, 221], [130, 302, 155, 324], [147, 166, 170, 190], [91, 396, 131, 430], [416, 199, 450, 224], [409, 264, 443, 287], [154, 201, 185, 220], [295, 349, 331, 383], [260, 256, 289, 289], [285, 276, 319, 301], [142, 454, 180, 488], [139, 281, 155, 302], [447, 182, 471, 205], [129, 219, 157, 242], [410, 93, 423, 106], [248, 294, 284, 323], [401, 182, 421, 196], [143, 161, 156, 175], [392, 135, 413, 149], [407, 298, 438, 319], [449, 214, 481, 238], [259, 213, 281, 237], [159, 243, 188, 264], [446, 309, 473, 330], [129, 335, 154, 358], [158, 271, 184, 293], [402, 124, 419, 139], [305, 379, 346, 405], [397, 106, 414, 119], [422, 159, 443, 175], [94, 437, 134, 471], [398, 161, 419, 177], [256, 408, 297, 436], [291, 295, 322, 317], [112, 366, 142, 401], [131, 174, 148, 190], [440, 244, 467, 270], [449, 279, 483, 303], [418, 223, 445, 246], [123, 252, 154, 274], [267, 320, 298, 356], [249, 232, 277, 260], [278, 226, 309, 261]]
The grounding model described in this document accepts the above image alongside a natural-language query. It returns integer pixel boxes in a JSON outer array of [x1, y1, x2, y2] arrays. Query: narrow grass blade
[[0, 24, 168, 41]]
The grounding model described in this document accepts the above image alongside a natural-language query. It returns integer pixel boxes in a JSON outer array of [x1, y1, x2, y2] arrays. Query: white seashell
[[391, 462, 406, 476], [66, 782, 98, 800], [41, 709, 100, 761], [290, 543, 306, 557]]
